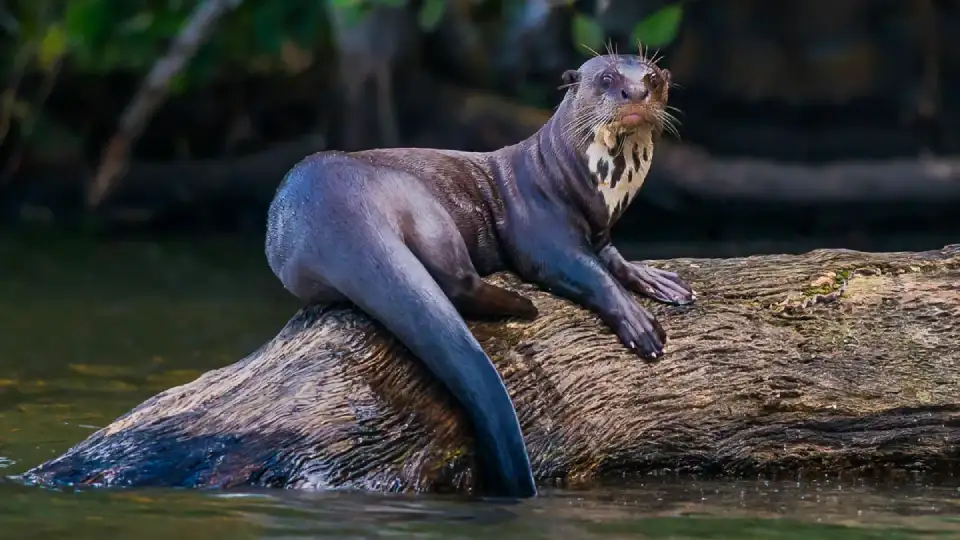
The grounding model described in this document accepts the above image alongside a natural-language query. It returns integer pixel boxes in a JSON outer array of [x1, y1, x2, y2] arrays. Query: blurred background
[[2, 0, 959, 254], [1, 1, 960, 535]]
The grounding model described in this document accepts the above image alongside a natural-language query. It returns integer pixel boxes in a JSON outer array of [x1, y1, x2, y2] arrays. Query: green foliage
[[6, 0, 334, 81], [417, 0, 446, 32], [571, 13, 605, 53], [571, 3, 685, 57], [36, 24, 66, 70], [2, 0, 686, 86], [0, 0, 688, 169], [631, 4, 684, 48], [0, 0, 687, 151]]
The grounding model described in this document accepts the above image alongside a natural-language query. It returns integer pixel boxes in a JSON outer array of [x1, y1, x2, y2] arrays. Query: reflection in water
[[0, 232, 958, 539], [231, 481, 960, 538], [2, 479, 960, 539]]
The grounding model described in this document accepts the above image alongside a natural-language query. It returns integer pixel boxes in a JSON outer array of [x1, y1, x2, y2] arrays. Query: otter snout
[[609, 73, 663, 130], [618, 83, 650, 103], [618, 89, 657, 128]]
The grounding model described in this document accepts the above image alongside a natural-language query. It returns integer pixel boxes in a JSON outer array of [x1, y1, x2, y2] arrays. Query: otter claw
[[614, 301, 665, 360]]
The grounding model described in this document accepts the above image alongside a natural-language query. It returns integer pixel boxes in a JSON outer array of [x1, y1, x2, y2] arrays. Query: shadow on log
[[23, 245, 960, 494]]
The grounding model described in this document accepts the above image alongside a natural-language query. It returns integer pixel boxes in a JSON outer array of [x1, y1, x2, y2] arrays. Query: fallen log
[[22, 245, 960, 494]]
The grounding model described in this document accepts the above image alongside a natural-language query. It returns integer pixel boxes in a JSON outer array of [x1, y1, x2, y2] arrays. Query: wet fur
[[264, 52, 694, 499]]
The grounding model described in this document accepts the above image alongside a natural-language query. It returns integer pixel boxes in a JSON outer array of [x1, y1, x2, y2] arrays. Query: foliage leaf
[[252, 3, 284, 54], [64, 0, 107, 47], [571, 13, 604, 55], [418, 0, 445, 32], [118, 12, 156, 35], [38, 24, 67, 70], [631, 4, 683, 48]]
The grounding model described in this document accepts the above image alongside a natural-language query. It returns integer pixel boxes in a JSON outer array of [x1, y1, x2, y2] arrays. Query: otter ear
[[561, 69, 581, 87]]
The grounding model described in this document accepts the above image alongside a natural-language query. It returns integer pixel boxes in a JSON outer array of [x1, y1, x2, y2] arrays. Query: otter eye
[[647, 72, 660, 88], [600, 73, 615, 88]]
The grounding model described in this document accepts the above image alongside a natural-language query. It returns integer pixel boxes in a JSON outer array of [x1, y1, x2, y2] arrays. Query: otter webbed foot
[[600, 246, 696, 305], [612, 295, 668, 359], [623, 263, 696, 305]]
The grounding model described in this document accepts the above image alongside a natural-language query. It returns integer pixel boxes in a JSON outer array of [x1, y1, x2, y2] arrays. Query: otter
[[265, 51, 695, 499]]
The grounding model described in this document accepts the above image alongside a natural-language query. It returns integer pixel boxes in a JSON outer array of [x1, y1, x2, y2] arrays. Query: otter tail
[[294, 233, 537, 498]]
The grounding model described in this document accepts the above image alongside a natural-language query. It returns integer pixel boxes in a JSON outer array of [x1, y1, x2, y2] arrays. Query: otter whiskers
[[655, 109, 682, 140], [562, 109, 615, 149]]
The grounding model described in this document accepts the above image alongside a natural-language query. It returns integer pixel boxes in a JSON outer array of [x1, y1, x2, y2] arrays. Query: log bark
[[22, 245, 960, 494]]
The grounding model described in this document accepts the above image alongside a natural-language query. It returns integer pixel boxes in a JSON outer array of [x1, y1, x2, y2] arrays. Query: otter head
[[558, 51, 677, 223], [560, 51, 674, 147]]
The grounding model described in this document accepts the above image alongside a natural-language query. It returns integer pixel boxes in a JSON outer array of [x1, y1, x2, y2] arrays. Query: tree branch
[[86, 0, 243, 208]]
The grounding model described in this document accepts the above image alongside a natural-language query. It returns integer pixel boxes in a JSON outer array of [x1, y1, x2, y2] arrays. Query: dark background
[[2, 0, 959, 258]]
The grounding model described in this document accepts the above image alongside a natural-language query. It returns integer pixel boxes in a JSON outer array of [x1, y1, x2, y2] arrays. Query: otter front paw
[[614, 299, 667, 360], [624, 263, 696, 306]]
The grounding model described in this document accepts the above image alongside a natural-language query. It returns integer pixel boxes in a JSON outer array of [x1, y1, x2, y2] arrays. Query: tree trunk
[[23, 245, 960, 494]]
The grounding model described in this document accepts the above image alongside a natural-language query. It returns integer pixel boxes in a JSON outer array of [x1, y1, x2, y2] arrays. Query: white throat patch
[[585, 125, 654, 224]]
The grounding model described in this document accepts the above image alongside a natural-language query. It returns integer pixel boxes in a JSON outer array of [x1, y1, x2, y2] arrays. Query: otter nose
[[619, 84, 649, 102]]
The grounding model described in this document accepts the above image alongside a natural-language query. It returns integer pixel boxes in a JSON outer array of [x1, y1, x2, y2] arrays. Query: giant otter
[[264, 51, 695, 499]]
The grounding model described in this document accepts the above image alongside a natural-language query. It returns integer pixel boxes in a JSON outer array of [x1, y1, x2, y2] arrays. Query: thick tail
[[297, 234, 537, 498]]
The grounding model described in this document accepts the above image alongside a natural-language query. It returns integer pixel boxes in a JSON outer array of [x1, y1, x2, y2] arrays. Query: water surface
[[1, 231, 958, 539]]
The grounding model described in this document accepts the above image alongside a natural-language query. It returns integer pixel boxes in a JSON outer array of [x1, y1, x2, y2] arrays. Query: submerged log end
[[23, 245, 960, 494]]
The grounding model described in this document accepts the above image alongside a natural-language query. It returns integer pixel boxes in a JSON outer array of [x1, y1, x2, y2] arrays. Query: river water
[[1, 230, 958, 539]]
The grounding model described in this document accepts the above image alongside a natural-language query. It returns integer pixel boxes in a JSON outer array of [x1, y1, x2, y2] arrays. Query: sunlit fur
[[558, 45, 679, 223]]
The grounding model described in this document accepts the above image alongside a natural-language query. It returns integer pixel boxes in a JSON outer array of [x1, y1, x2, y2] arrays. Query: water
[[1, 230, 959, 539]]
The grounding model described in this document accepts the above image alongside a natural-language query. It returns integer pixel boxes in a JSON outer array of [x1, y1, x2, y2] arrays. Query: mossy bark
[[24, 245, 960, 494]]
